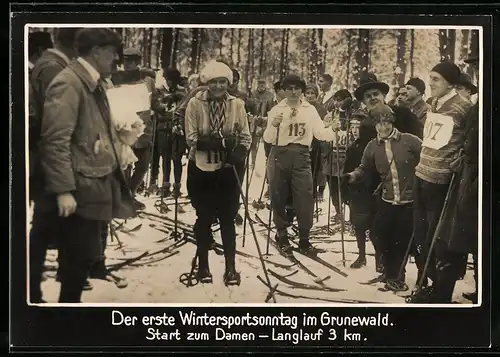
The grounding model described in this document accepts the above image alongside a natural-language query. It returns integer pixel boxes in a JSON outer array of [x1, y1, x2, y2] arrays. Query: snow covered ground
[[34, 143, 476, 305]]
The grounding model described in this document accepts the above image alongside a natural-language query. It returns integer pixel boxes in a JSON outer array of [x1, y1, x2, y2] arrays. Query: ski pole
[[335, 130, 346, 267], [311, 142, 321, 223], [243, 114, 261, 248], [248, 125, 265, 188], [172, 132, 181, 240], [252, 168, 268, 209], [409, 166, 459, 302], [398, 233, 415, 282], [242, 153, 250, 247], [231, 164, 277, 303], [144, 111, 158, 196], [266, 124, 280, 256], [327, 144, 333, 234]]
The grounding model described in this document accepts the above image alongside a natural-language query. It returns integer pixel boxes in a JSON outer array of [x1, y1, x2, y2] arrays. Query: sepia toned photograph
[[26, 24, 482, 306]]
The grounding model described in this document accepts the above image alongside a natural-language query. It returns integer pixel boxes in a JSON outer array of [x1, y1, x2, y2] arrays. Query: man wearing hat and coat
[[455, 72, 478, 103], [352, 73, 424, 142], [28, 31, 54, 71], [404, 77, 430, 125], [29, 28, 80, 303], [410, 61, 473, 303], [39, 28, 135, 303], [429, 56, 480, 303]]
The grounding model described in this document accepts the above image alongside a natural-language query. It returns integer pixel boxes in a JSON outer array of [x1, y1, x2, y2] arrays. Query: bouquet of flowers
[[106, 83, 150, 169], [113, 111, 146, 169]]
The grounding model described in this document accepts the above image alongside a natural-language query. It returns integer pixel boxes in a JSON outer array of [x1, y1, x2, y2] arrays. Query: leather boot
[[197, 248, 212, 283], [172, 183, 182, 198], [223, 254, 240, 286]]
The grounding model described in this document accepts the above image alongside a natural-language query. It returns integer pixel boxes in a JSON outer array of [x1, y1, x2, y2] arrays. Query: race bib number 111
[[422, 113, 454, 150]]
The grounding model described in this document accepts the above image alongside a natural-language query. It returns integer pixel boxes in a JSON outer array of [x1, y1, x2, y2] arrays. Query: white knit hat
[[200, 60, 233, 84]]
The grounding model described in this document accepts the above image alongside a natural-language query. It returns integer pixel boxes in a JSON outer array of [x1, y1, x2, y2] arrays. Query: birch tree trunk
[[409, 29, 415, 77], [353, 29, 370, 89], [467, 29, 479, 78], [161, 28, 174, 69], [190, 28, 200, 75], [345, 29, 352, 89], [279, 28, 287, 79], [259, 28, 265, 75], [459, 29, 470, 71], [395, 29, 407, 87], [237, 29, 242, 68], [230, 28, 234, 64], [438, 29, 456, 62], [196, 29, 203, 73], [170, 28, 180, 67]]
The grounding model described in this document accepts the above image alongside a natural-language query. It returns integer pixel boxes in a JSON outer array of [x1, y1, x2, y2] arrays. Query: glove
[[271, 112, 284, 127], [196, 136, 224, 151], [223, 135, 238, 151], [324, 112, 341, 131], [226, 144, 247, 166], [255, 116, 266, 127], [342, 172, 355, 184], [340, 97, 353, 111], [450, 154, 465, 173], [173, 125, 184, 136]]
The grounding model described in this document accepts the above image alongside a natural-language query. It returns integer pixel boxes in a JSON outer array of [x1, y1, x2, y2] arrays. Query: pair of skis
[[254, 214, 348, 282], [256, 275, 380, 304], [148, 219, 295, 271], [106, 233, 187, 272]]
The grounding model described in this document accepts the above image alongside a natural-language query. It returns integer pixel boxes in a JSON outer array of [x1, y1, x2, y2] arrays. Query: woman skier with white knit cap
[[263, 74, 340, 255], [185, 61, 252, 285]]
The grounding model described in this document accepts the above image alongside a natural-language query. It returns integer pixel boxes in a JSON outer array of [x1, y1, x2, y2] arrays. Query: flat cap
[[464, 56, 479, 64], [29, 31, 53, 48], [75, 28, 122, 55], [123, 47, 143, 58]]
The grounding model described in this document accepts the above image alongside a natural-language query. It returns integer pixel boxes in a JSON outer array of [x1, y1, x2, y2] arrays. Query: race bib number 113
[[422, 113, 454, 150]]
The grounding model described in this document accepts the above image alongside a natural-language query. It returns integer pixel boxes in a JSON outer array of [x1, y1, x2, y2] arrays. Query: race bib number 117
[[422, 113, 454, 150]]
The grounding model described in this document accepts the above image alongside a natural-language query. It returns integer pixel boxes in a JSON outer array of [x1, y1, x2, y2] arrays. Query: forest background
[[29, 27, 479, 98]]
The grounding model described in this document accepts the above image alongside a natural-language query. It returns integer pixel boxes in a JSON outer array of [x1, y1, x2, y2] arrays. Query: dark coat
[[438, 104, 479, 254], [39, 60, 135, 221], [29, 50, 71, 200], [232, 88, 257, 115], [309, 101, 328, 178], [392, 105, 424, 139], [359, 104, 424, 146], [154, 84, 186, 155], [342, 138, 380, 229], [251, 89, 275, 117]]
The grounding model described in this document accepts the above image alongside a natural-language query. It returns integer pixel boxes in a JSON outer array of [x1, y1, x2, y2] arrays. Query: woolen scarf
[[208, 92, 228, 136]]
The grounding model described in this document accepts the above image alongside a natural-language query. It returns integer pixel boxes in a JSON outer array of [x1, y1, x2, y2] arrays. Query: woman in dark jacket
[[304, 84, 328, 201], [342, 112, 382, 269]]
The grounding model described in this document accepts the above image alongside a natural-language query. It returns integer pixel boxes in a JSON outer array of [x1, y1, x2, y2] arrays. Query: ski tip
[[314, 275, 331, 284]]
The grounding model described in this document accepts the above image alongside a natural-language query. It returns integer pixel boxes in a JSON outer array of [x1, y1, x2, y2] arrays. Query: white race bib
[[422, 113, 454, 150], [195, 149, 226, 172], [286, 121, 307, 138], [335, 130, 349, 148]]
